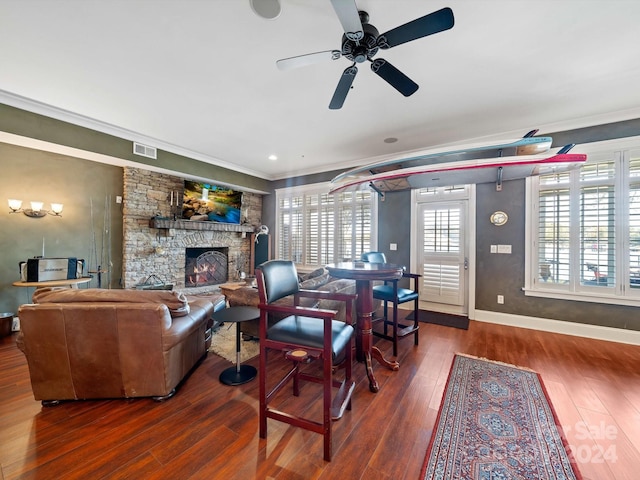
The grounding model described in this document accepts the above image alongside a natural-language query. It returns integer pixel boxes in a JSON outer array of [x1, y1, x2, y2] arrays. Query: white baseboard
[[473, 310, 640, 346]]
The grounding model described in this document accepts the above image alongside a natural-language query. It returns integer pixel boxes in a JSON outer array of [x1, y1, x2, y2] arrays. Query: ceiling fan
[[276, 0, 454, 109]]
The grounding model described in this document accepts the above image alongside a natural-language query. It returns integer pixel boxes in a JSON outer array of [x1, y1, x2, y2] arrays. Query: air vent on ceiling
[[133, 142, 157, 159]]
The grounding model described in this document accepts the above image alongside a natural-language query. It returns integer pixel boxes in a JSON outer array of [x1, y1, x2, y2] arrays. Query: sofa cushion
[[31, 288, 191, 317], [316, 279, 356, 313], [300, 271, 331, 290], [317, 278, 354, 294], [303, 267, 327, 280]]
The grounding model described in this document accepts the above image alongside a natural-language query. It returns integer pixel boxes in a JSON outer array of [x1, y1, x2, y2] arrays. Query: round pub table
[[212, 306, 259, 386], [327, 261, 404, 393]]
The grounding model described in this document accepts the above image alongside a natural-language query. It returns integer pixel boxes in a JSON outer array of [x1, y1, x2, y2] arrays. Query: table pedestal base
[[219, 364, 257, 386], [356, 314, 400, 393], [213, 307, 260, 386]]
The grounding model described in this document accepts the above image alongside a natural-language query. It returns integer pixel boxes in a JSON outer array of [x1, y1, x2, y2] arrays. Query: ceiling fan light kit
[[276, 1, 454, 109]]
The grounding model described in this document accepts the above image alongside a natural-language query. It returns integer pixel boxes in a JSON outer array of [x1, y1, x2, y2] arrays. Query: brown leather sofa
[[16, 288, 224, 405]]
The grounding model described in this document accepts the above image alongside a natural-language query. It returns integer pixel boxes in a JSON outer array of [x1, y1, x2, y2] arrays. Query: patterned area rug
[[421, 354, 582, 480], [208, 325, 260, 363]]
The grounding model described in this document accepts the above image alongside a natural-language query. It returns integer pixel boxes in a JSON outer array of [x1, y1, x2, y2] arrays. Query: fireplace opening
[[185, 247, 228, 287]]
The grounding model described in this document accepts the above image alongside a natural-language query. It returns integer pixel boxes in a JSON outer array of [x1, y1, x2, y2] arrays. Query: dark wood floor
[[1, 318, 639, 480]]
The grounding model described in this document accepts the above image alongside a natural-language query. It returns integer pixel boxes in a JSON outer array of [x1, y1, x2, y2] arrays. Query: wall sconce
[[8, 199, 64, 218]]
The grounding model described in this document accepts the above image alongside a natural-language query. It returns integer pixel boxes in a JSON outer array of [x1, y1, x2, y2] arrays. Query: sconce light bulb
[[8, 199, 22, 211], [30, 201, 44, 212], [51, 203, 64, 215]]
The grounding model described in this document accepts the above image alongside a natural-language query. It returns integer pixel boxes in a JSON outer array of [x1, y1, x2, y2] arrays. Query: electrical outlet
[[490, 245, 497, 253], [389, 243, 397, 251], [497, 295, 504, 304], [116, 196, 122, 204]]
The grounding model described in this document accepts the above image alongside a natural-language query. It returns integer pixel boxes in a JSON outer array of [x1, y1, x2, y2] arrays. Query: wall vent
[[133, 142, 157, 159]]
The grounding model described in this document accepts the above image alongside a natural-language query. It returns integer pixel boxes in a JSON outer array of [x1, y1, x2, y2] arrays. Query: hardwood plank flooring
[[1, 318, 639, 479]]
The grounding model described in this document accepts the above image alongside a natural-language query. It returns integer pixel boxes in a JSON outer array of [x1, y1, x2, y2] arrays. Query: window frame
[[275, 182, 378, 270], [524, 136, 640, 307]]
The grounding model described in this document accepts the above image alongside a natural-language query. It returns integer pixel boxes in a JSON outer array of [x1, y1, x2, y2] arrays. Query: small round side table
[[212, 306, 259, 385]]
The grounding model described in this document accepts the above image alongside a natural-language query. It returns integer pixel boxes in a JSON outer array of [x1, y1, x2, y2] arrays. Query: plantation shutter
[[420, 202, 464, 305], [305, 195, 319, 265], [276, 187, 374, 267], [537, 171, 571, 286], [629, 156, 640, 291], [579, 161, 615, 288], [319, 193, 335, 265]]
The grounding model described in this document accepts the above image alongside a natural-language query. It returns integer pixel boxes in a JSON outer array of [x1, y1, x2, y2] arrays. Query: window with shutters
[[276, 184, 376, 269], [525, 139, 640, 306]]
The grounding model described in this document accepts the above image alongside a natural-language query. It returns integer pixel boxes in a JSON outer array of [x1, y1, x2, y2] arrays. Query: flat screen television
[[182, 181, 243, 224]]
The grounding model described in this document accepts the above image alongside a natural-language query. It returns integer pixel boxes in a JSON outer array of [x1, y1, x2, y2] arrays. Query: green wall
[[0, 104, 271, 194], [0, 143, 123, 314]]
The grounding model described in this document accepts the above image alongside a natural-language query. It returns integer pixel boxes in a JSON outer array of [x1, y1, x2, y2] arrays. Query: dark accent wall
[[475, 178, 639, 330], [265, 119, 640, 332], [473, 119, 640, 331], [375, 190, 412, 288]]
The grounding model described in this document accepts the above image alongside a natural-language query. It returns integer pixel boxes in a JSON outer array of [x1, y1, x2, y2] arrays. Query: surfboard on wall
[[329, 149, 587, 194], [329, 130, 586, 194]]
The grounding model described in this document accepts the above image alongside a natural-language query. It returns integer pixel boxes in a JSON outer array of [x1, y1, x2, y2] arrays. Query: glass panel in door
[[418, 201, 466, 308]]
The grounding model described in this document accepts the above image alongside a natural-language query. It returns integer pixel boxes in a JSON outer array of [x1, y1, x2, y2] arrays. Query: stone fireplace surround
[[122, 167, 263, 293]]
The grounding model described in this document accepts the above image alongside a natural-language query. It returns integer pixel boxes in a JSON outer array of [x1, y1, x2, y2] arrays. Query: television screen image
[[182, 181, 243, 224]]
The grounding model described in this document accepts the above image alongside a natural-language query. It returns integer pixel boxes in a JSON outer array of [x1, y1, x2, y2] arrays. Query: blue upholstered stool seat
[[372, 285, 419, 304]]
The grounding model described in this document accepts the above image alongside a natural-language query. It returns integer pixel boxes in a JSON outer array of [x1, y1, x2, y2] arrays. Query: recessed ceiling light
[[249, 0, 281, 20], [384, 137, 398, 144], [268, 154, 278, 161]]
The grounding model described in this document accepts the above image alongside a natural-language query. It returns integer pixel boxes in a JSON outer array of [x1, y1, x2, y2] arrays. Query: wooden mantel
[[149, 217, 254, 233]]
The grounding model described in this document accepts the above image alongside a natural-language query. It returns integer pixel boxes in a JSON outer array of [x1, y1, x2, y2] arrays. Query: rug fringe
[[455, 352, 538, 373]]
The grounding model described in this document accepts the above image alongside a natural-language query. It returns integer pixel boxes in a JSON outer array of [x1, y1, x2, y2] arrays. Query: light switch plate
[[490, 245, 497, 253], [390, 243, 397, 251], [497, 244, 512, 254]]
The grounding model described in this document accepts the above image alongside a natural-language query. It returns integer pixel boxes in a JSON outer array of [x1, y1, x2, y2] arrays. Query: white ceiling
[[2, 0, 640, 181]]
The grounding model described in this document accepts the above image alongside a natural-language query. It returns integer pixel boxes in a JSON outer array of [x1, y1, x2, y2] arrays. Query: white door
[[417, 200, 468, 314]]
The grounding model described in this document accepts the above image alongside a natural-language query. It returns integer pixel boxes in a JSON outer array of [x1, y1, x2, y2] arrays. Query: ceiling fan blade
[[330, 0, 364, 42], [370, 59, 418, 97], [276, 50, 341, 71], [377, 7, 454, 49], [329, 65, 358, 110]]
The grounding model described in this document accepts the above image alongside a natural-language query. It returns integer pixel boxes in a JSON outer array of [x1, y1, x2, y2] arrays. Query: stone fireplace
[[122, 167, 263, 293]]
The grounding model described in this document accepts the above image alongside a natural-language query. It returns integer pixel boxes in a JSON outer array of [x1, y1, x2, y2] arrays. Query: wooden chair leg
[[413, 297, 419, 346], [259, 346, 267, 439], [382, 299, 389, 336], [323, 353, 332, 461], [392, 301, 399, 357]]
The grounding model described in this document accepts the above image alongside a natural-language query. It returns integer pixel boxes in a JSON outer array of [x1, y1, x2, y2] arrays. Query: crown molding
[[0, 89, 268, 180]]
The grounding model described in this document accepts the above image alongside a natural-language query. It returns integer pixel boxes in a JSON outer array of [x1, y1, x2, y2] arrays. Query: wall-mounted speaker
[[250, 233, 271, 274]]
